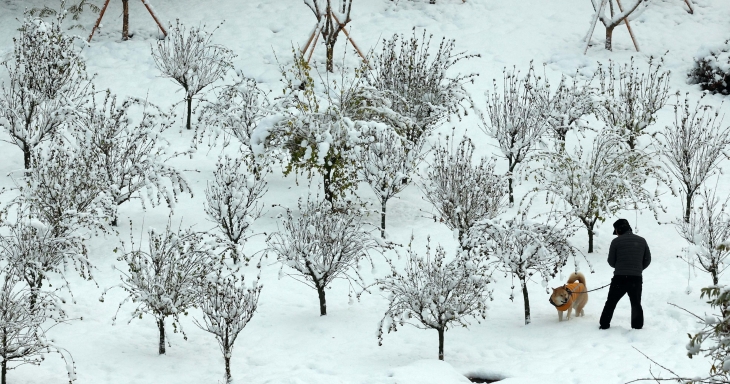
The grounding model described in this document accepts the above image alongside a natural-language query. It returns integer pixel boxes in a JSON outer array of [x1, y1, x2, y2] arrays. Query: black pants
[[599, 275, 643, 329]]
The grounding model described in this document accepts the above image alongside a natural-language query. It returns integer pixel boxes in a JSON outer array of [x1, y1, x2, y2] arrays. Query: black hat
[[612, 219, 631, 235]]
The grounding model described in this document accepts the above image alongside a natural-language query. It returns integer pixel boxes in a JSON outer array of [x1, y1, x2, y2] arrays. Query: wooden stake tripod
[[584, 0, 640, 54], [88, 0, 168, 42], [301, 10, 368, 66]]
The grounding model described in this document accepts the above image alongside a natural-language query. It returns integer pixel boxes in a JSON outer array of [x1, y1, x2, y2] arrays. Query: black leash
[[582, 283, 611, 293]]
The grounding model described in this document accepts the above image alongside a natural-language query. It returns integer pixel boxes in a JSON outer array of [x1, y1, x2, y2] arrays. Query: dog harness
[[549, 282, 584, 311]]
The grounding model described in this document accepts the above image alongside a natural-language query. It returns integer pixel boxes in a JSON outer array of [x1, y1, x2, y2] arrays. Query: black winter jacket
[[607, 230, 651, 276]]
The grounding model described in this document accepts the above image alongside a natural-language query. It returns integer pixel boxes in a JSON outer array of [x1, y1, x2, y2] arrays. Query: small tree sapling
[[204, 155, 268, 263], [364, 29, 476, 144], [106, 217, 219, 354], [303, 0, 354, 72], [355, 123, 427, 238], [466, 214, 578, 325], [377, 236, 493, 361], [479, 64, 548, 206], [152, 20, 235, 130], [419, 132, 508, 250], [0, 271, 76, 384], [677, 186, 730, 286], [194, 267, 262, 384], [77, 90, 192, 226], [266, 198, 382, 316], [655, 93, 730, 224], [0, 12, 92, 169], [594, 57, 670, 150]]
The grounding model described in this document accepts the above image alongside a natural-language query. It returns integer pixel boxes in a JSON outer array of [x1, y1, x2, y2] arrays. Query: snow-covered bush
[[272, 52, 375, 203], [14, 136, 114, 237], [526, 132, 664, 253], [419, 132, 508, 250], [106, 218, 219, 354], [204, 155, 268, 263], [479, 64, 548, 206], [0, 12, 92, 169], [684, 285, 730, 383], [532, 69, 595, 151], [655, 94, 730, 224], [0, 208, 91, 310], [152, 20, 235, 130], [594, 57, 671, 150], [689, 39, 730, 95], [377, 237, 492, 361], [364, 29, 475, 144], [194, 267, 262, 384], [355, 123, 426, 238], [29, 0, 101, 31], [465, 214, 578, 325], [195, 72, 272, 160], [303, 0, 354, 72], [677, 187, 730, 286], [0, 270, 76, 384], [266, 198, 382, 316], [76, 90, 192, 226]]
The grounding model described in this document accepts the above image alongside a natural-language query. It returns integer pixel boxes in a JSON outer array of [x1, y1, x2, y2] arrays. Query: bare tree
[[677, 186, 730, 286], [303, 0, 353, 72], [0, 208, 91, 310], [594, 57, 671, 150], [589, 0, 646, 51], [364, 29, 476, 144], [204, 155, 268, 263], [77, 90, 192, 226], [152, 20, 235, 130], [419, 132, 508, 250], [194, 267, 262, 384], [105, 217, 218, 354], [527, 133, 665, 253], [195, 73, 272, 158], [355, 123, 426, 238], [266, 198, 382, 316], [531, 69, 596, 152], [0, 271, 76, 384], [465, 214, 578, 325], [14, 136, 114, 237], [0, 13, 92, 169], [655, 93, 730, 224], [479, 64, 548, 206], [377, 237, 492, 361]]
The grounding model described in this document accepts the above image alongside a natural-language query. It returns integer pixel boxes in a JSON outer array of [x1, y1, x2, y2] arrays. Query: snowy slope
[[1, 0, 730, 383]]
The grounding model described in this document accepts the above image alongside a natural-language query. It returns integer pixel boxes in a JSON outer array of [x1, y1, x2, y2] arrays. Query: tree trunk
[[380, 199, 386, 238], [158, 318, 166, 354], [326, 40, 335, 73], [521, 278, 531, 325], [23, 147, 31, 170], [712, 267, 719, 286], [605, 25, 614, 51], [29, 279, 42, 313], [323, 162, 334, 204], [684, 192, 692, 224], [317, 284, 327, 316], [1, 358, 7, 384], [122, 0, 130, 41], [507, 176, 514, 207], [587, 226, 594, 254], [437, 327, 445, 361], [186, 96, 193, 130], [224, 348, 232, 384]]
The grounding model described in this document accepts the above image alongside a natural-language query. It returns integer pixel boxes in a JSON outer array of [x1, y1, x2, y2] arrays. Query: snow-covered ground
[[1, 0, 730, 383]]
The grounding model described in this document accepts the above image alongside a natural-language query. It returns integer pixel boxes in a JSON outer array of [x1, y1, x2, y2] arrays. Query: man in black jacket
[[599, 218, 651, 330]]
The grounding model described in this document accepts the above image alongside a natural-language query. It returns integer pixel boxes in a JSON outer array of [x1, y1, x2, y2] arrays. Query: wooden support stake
[[306, 27, 320, 64], [615, 0, 640, 52], [302, 22, 321, 56], [584, 0, 608, 54], [684, 0, 694, 14], [87, 0, 111, 42], [141, 0, 168, 36], [330, 11, 368, 65]]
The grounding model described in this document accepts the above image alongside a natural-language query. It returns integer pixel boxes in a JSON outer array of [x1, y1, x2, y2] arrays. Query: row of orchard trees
[[3, 3, 730, 382]]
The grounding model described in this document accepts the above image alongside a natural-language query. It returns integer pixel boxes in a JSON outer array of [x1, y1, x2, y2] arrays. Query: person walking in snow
[[599, 219, 651, 330]]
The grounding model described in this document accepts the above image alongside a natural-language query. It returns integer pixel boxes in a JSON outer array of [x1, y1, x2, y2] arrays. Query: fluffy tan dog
[[549, 272, 588, 322]]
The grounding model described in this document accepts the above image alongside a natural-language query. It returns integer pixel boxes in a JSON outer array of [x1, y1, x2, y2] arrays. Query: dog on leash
[[549, 272, 588, 322]]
